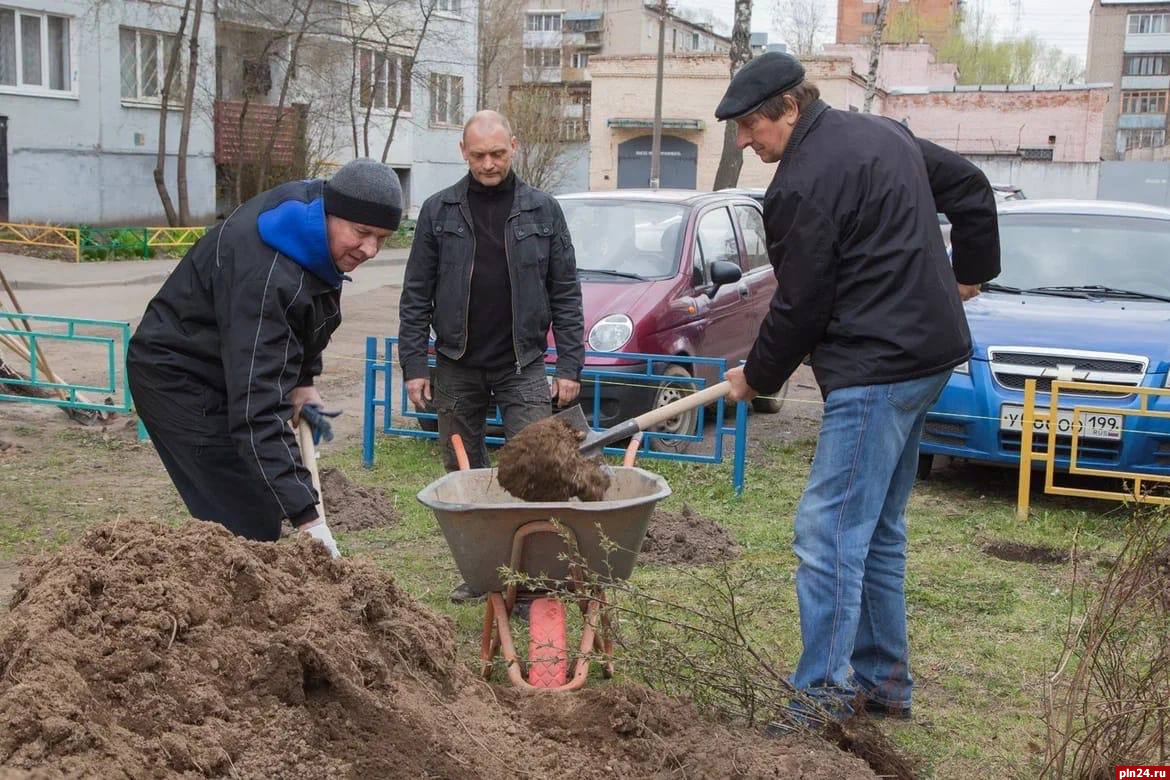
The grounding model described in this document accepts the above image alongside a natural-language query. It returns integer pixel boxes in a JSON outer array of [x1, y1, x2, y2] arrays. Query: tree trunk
[[862, 0, 891, 113], [381, 10, 433, 163], [177, 0, 204, 225], [258, 0, 315, 191], [153, 0, 192, 227], [712, 0, 752, 191]]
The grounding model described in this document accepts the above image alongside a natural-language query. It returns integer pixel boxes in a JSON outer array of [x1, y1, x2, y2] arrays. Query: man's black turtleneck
[[462, 169, 517, 368]]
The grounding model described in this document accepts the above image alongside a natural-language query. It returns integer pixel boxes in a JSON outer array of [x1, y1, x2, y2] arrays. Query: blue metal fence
[[361, 336, 750, 494], [0, 312, 133, 414]]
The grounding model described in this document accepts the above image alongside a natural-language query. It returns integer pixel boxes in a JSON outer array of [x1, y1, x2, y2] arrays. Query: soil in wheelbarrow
[[0, 519, 875, 779], [640, 503, 741, 565], [496, 416, 610, 502]]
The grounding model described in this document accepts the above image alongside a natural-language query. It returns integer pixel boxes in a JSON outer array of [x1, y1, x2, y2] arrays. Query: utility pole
[[649, 0, 667, 189]]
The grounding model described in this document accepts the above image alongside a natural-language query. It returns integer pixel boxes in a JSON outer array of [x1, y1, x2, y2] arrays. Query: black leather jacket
[[398, 174, 584, 381]]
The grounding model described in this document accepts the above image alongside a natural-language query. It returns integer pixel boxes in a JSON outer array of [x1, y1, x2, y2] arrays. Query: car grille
[[922, 418, 967, 446], [1000, 431, 1122, 463], [987, 348, 1148, 398], [1157, 438, 1170, 466]]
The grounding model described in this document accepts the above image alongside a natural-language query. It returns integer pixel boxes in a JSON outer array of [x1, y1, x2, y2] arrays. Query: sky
[[674, 0, 1092, 62]]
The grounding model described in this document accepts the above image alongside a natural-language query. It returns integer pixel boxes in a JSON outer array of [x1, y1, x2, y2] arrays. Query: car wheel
[[750, 380, 789, 414], [916, 453, 934, 481], [648, 364, 700, 453]]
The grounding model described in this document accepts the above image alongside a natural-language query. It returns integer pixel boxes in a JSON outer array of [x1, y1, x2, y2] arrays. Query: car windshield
[[559, 199, 688, 279], [993, 213, 1170, 299]]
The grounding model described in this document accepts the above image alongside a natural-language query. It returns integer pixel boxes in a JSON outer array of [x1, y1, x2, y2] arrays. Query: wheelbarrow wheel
[[527, 596, 569, 688]]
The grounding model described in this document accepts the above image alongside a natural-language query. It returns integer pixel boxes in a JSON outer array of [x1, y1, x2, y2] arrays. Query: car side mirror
[[707, 260, 742, 296]]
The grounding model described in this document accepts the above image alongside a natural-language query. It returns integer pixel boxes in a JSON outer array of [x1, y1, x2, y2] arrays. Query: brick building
[[836, 0, 958, 47], [588, 50, 1108, 196]]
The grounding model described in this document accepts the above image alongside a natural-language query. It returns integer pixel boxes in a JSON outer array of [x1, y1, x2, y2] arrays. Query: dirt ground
[[0, 519, 874, 779], [0, 263, 885, 777]]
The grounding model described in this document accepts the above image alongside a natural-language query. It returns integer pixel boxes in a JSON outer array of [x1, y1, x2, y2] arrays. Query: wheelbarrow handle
[[450, 433, 471, 471]]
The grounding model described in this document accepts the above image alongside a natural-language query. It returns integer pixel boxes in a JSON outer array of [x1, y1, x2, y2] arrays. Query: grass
[[0, 424, 1135, 777], [326, 434, 1129, 779]]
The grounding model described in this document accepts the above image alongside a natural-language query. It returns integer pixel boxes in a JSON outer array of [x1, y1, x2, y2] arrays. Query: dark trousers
[[131, 373, 285, 542], [433, 355, 550, 472]]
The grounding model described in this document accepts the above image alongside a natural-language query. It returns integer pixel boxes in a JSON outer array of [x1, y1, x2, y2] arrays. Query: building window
[[691, 32, 700, 49], [1124, 54, 1170, 76], [1128, 13, 1170, 34], [0, 8, 71, 92], [1121, 90, 1168, 114], [861, 11, 877, 24], [436, 0, 461, 13], [524, 47, 561, 67], [359, 49, 412, 111], [525, 12, 561, 32], [1121, 128, 1167, 150], [429, 73, 463, 125], [570, 51, 588, 68], [120, 27, 181, 102]]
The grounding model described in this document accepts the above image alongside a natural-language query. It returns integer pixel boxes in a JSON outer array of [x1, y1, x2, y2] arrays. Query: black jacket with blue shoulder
[[128, 179, 344, 521]]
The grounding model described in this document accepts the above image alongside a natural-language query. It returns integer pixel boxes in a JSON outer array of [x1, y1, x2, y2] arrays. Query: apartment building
[[499, 0, 728, 192], [0, 0, 475, 225], [1087, 0, 1170, 158]]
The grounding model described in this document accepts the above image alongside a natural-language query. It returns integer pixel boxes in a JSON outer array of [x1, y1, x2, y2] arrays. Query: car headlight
[[588, 314, 633, 352], [954, 361, 970, 375]]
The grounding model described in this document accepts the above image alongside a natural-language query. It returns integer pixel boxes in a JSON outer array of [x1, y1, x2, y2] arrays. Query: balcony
[[214, 100, 305, 166], [1121, 75, 1170, 89], [1125, 32, 1170, 53], [523, 67, 564, 84], [1118, 114, 1169, 130]]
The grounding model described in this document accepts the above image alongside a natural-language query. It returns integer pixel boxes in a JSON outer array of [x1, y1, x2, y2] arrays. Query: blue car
[[919, 199, 1170, 478]]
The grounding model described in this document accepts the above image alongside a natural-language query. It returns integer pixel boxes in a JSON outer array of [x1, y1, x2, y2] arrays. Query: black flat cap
[[715, 51, 806, 121]]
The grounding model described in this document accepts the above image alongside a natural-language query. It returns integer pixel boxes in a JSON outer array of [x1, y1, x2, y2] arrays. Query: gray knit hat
[[324, 158, 403, 231]]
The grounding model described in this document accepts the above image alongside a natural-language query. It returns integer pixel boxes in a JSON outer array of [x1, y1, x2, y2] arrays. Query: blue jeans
[[789, 369, 951, 712]]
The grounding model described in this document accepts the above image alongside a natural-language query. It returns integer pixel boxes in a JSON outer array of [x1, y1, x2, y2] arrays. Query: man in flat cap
[[129, 158, 403, 557], [718, 52, 1001, 724]]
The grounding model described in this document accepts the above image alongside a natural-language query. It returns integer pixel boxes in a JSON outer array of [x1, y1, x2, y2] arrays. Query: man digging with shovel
[[715, 53, 1000, 726], [128, 159, 404, 558]]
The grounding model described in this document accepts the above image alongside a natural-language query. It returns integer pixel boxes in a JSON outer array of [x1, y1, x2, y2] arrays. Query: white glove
[[300, 519, 341, 559]]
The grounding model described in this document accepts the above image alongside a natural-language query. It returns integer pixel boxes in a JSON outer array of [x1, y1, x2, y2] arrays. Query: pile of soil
[[0, 520, 872, 778], [639, 504, 741, 565], [496, 417, 610, 502], [319, 467, 400, 532]]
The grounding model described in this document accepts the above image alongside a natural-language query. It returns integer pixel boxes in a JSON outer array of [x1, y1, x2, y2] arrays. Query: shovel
[[296, 422, 327, 524], [555, 380, 732, 457]]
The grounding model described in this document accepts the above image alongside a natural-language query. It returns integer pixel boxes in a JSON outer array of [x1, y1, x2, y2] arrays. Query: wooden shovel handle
[[296, 423, 327, 524], [632, 380, 732, 431]]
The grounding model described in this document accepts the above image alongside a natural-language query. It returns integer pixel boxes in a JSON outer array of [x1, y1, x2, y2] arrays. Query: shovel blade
[[553, 404, 605, 455]]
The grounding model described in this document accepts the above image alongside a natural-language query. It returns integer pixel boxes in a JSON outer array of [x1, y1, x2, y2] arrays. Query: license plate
[[1000, 405, 1123, 440]]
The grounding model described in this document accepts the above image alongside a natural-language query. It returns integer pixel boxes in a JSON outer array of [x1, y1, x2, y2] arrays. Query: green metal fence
[[0, 312, 133, 414]]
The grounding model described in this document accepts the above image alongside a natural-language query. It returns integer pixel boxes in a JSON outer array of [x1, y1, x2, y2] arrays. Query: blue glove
[[300, 404, 341, 445]]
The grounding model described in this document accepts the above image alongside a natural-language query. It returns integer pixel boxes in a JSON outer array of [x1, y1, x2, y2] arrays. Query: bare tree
[[712, 0, 752, 191], [506, 85, 576, 193], [862, 0, 890, 113], [772, 0, 827, 57], [154, 1, 193, 226], [176, 0, 205, 225], [256, 0, 316, 191], [478, 0, 524, 110]]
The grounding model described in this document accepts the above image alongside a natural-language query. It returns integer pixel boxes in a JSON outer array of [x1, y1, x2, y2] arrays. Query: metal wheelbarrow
[[417, 435, 670, 691]]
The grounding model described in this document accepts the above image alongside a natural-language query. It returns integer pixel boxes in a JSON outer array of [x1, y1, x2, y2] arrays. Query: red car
[[555, 189, 783, 450]]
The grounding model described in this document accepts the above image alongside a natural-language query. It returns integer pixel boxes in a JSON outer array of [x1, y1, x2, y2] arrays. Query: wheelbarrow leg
[[479, 592, 497, 680]]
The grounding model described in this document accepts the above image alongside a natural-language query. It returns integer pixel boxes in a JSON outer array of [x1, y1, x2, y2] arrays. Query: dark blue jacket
[[128, 179, 343, 521]]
